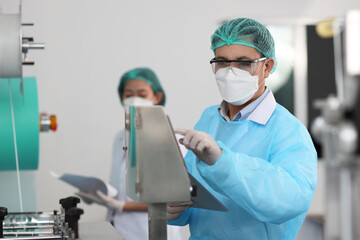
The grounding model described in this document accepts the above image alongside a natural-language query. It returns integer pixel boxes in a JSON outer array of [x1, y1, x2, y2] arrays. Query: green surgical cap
[[211, 18, 277, 73], [118, 67, 166, 106]]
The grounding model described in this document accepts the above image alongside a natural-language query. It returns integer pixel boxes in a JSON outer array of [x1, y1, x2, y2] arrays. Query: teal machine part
[[0, 77, 39, 170], [129, 106, 136, 168], [126, 106, 137, 200], [0, 77, 39, 212], [0, 7, 45, 213]]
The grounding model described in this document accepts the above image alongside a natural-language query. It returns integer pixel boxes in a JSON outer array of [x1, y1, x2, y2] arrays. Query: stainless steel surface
[[342, 10, 360, 110], [345, 10, 360, 76], [22, 42, 45, 51], [3, 211, 63, 239], [332, 19, 345, 104], [2, 211, 124, 240], [4, 224, 54, 230], [148, 203, 167, 240], [3, 236, 63, 240], [125, 106, 231, 239], [40, 114, 51, 132], [126, 106, 191, 203], [125, 106, 193, 240], [77, 221, 125, 240], [0, 6, 45, 79], [5, 231, 56, 237], [188, 173, 228, 212]]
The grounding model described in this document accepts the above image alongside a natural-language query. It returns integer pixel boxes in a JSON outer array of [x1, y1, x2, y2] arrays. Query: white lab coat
[[107, 130, 186, 240]]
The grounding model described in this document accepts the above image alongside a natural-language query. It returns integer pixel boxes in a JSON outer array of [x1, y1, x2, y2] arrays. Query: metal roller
[[0, 11, 22, 78], [0, 7, 45, 79]]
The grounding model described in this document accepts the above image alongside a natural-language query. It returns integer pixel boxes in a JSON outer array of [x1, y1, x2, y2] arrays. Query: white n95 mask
[[215, 67, 260, 106], [123, 97, 154, 108]]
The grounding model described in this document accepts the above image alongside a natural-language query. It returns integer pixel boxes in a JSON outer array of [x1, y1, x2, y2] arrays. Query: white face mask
[[215, 67, 262, 106], [123, 96, 154, 108]]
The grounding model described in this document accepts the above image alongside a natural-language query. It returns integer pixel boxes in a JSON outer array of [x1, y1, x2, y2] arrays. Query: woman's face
[[122, 79, 162, 104]]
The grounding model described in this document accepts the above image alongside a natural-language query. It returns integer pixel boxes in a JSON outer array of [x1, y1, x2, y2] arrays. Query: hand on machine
[[175, 128, 223, 165], [167, 201, 193, 220]]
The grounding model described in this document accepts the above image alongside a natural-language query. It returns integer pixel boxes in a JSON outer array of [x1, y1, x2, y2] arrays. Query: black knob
[[66, 207, 84, 239], [59, 196, 80, 224], [0, 207, 8, 238], [59, 196, 80, 212]]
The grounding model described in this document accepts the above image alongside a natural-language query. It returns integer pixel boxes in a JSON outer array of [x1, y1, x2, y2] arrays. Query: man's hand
[[175, 128, 222, 165], [167, 201, 193, 220]]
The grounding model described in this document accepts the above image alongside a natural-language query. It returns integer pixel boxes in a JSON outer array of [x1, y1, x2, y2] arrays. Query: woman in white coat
[[78, 67, 185, 240]]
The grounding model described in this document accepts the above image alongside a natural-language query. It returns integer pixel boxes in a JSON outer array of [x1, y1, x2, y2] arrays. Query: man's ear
[[264, 58, 275, 78], [154, 92, 163, 105]]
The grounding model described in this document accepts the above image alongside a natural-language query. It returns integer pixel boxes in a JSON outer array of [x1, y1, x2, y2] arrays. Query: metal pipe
[[148, 203, 167, 240], [4, 224, 54, 230], [4, 232, 63, 240], [3, 236, 63, 240], [332, 19, 345, 104], [22, 42, 45, 50]]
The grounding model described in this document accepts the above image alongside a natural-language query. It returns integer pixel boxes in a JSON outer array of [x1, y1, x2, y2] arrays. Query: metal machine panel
[[126, 106, 191, 203]]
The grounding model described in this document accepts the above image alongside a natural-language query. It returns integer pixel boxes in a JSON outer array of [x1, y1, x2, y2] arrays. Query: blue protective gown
[[168, 92, 317, 240]]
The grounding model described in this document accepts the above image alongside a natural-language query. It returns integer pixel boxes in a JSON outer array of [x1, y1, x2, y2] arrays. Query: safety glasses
[[210, 57, 267, 75]]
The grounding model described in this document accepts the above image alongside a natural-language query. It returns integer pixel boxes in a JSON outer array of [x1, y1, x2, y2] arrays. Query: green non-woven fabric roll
[[0, 77, 39, 170]]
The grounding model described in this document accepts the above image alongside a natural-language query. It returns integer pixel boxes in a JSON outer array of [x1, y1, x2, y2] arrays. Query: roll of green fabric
[[0, 77, 39, 170]]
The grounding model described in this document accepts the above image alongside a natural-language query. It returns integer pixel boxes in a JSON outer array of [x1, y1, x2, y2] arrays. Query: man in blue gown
[[167, 18, 318, 240]]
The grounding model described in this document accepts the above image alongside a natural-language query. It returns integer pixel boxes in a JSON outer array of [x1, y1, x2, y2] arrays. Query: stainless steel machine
[[125, 106, 191, 240], [125, 106, 227, 240], [311, 10, 360, 240], [0, 196, 124, 240]]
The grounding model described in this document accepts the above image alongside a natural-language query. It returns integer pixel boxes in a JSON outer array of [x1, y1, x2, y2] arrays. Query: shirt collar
[[217, 89, 276, 125], [218, 101, 231, 122], [247, 90, 276, 125]]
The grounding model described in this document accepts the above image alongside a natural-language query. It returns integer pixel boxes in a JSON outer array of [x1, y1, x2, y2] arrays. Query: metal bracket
[[136, 182, 143, 194], [135, 110, 143, 129]]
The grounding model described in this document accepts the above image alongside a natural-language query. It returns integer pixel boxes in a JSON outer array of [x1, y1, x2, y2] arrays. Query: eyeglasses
[[210, 57, 267, 75]]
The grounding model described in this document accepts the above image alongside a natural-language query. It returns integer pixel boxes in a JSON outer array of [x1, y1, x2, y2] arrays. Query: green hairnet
[[211, 18, 277, 73], [118, 67, 166, 106]]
